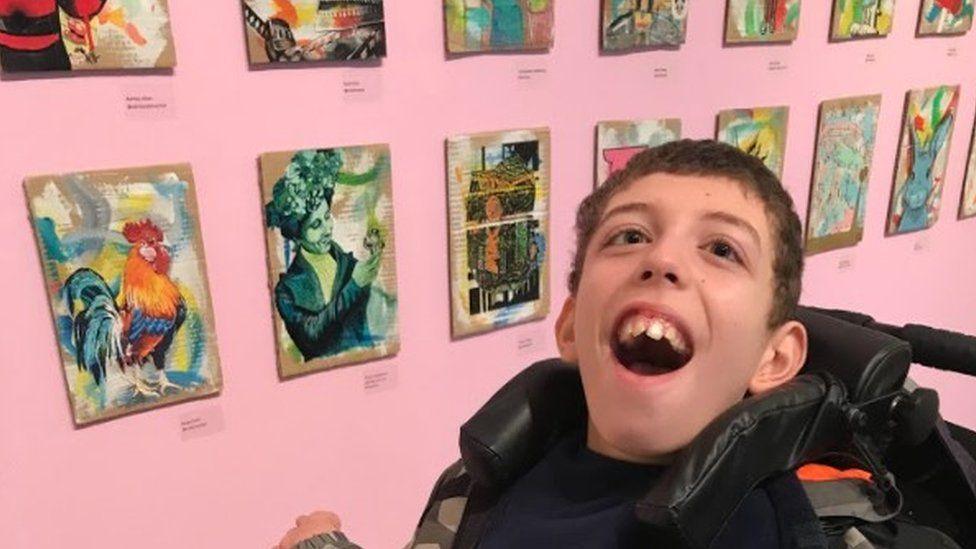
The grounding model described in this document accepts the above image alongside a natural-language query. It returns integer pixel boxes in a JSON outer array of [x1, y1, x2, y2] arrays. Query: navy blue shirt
[[479, 430, 782, 548]]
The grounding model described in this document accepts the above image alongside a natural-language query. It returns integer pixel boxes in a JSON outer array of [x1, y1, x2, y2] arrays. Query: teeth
[[632, 318, 648, 337], [617, 314, 691, 356]]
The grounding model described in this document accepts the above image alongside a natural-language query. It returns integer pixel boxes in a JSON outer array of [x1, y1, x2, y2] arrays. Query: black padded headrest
[[459, 359, 585, 491], [796, 307, 911, 403], [634, 373, 848, 548]]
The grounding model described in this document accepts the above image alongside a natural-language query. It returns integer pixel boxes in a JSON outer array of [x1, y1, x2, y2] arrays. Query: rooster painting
[[63, 219, 186, 397]]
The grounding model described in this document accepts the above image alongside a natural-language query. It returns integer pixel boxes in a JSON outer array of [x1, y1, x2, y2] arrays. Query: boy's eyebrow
[[599, 202, 652, 224], [701, 211, 761, 248]]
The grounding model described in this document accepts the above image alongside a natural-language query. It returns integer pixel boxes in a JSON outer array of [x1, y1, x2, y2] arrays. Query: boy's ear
[[554, 296, 579, 364], [748, 319, 808, 395]]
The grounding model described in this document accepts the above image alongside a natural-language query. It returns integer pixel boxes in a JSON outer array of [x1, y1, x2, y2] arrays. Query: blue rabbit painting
[[888, 85, 959, 235]]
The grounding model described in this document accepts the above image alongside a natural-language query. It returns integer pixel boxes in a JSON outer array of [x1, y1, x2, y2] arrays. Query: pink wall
[[1, 2, 974, 548]]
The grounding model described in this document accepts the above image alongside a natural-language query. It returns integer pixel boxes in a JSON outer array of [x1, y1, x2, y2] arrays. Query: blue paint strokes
[[491, 0, 525, 48], [35, 217, 69, 263]]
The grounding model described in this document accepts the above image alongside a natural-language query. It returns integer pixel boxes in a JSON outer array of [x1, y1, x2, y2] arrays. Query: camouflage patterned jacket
[[297, 456, 966, 549]]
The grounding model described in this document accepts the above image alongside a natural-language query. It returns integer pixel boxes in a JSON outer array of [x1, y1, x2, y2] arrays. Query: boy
[[278, 139, 820, 548]]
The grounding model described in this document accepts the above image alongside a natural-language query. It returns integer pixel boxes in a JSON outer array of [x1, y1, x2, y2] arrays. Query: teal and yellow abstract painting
[[831, 0, 895, 40], [886, 85, 959, 235], [806, 95, 881, 255], [596, 118, 682, 186], [917, 0, 973, 35], [25, 164, 222, 425], [602, 0, 688, 51], [725, 0, 801, 43], [958, 118, 976, 219], [447, 128, 550, 338], [444, 0, 554, 53], [261, 145, 399, 378], [717, 106, 789, 179]]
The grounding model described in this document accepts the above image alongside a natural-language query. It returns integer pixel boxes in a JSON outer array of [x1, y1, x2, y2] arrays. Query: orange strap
[[796, 463, 873, 483]]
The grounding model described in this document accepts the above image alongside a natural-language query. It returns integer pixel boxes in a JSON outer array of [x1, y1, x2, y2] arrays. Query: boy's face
[[556, 172, 806, 463]]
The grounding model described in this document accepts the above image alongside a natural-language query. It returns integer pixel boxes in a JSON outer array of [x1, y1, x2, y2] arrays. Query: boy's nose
[[639, 269, 680, 285], [636, 244, 685, 287]]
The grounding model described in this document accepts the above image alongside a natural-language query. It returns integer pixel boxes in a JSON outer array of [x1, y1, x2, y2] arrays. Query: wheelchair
[[456, 306, 976, 548]]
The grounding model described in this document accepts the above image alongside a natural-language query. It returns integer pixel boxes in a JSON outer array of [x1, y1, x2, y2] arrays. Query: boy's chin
[[589, 421, 691, 464]]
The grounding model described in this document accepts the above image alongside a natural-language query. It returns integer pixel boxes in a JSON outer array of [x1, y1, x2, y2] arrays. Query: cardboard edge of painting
[[24, 163, 223, 426], [959, 121, 976, 220], [885, 90, 918, 237], [258, 145, 399, 379], [445, 127, 552, 340]]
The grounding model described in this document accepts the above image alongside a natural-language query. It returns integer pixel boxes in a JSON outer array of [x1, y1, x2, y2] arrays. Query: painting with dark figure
[[602, 0, 688, 51], [0, 0, 175, 72], [261, 145, 399, 378], [25, 164, 222, 425], [243, 0, 386, 63], [447, 128, 550, 338]]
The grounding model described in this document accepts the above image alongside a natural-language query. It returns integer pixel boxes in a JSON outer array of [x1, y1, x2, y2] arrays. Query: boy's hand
[[276, 511, 342, 549]]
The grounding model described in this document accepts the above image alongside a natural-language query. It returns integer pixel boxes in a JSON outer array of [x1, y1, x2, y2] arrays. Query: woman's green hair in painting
[[265, 149, 342, 240]]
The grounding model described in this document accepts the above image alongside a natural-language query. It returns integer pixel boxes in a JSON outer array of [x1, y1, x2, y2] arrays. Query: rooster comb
[[122, 219, 163, 244]]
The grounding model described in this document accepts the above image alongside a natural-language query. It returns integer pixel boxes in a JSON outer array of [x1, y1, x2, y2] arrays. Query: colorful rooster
[[63, 219, 186, 396]]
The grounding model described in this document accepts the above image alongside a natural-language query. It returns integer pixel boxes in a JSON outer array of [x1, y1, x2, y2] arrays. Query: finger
[[278, 528, 302, 549]]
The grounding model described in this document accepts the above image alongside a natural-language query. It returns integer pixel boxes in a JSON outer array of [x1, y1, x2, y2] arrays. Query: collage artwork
[[886, 85, 959, 235], [10, 2, 976, 427], [444, 0, 554, 53], [601, 0, 689, 51], [725, 0, 802, 43], [0, 0, 175, 72], [26, 165, 222, 425], [242, 0, 386, 63], [806, 95, 882, 255], [447, 128, 551, 338], [260, 145, 399, 378], [596, 119, 682, 186], [717, 106, 790, 179]]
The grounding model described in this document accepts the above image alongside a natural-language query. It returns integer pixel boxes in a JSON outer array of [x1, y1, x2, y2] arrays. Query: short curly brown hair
[[570, 139, 803, 329]]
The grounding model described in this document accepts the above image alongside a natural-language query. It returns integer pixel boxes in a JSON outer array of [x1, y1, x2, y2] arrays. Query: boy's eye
[[705, 239, 742, 264], [607, 229, 649, 246]]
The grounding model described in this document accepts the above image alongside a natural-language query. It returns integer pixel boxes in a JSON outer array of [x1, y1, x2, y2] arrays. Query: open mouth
[[611, 311, 694, 376]]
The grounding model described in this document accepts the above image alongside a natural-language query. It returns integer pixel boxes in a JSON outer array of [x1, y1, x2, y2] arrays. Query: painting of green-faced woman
[[260, 145, 399, 378]]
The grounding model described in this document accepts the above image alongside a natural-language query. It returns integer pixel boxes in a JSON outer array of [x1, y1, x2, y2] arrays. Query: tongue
[[626, 361, 676, 376]]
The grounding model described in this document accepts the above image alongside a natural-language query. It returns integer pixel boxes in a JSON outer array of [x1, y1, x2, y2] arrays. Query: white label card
[[179, 405, 225, 441], [121, 83, 176, 120]]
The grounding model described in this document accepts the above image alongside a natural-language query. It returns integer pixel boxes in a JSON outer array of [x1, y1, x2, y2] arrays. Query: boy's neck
[[586, 420, 677, 465]]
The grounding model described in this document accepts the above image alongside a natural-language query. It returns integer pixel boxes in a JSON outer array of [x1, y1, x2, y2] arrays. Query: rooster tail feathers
[[64, 268, 122, 386]]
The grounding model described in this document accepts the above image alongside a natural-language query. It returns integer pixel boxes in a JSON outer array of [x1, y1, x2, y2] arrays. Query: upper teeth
[[618, 315, 689, 355]]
